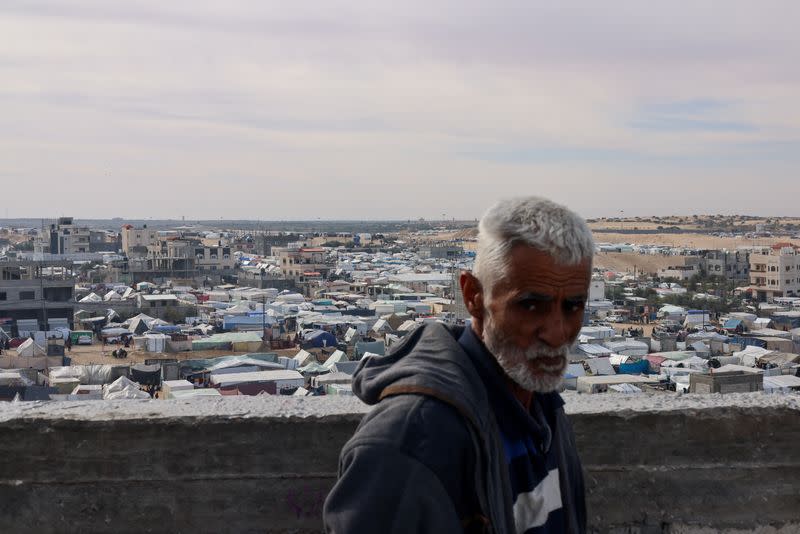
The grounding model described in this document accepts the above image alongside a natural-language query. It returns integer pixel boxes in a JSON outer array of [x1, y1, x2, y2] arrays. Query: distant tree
[[14, 240, 34, 252], [163, 307, 187, 324]]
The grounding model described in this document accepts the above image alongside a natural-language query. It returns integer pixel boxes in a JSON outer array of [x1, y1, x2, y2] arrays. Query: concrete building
[[36, 217, 91, 255], [658, 257, 704, 281], [703, 249, 750, 281], [121, 225, 158, 256], [749, 244, 800, 302], [192, 242, 235, 275], [0, 260, 75, 334], [275, 247, 331, 282], [689, 371, 763, 394], [418, 245, 463, 259]]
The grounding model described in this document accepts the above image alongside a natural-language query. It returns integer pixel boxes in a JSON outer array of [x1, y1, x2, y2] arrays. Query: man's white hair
[[473, 196, 595, 296]]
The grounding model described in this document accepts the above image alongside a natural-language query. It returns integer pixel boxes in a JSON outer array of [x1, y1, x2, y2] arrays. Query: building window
[[20, 291, 35, 300], [0, 292, 5, 301]]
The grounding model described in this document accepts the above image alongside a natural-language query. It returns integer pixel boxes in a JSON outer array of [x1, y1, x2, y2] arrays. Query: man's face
[[481, 245, 591, 392]]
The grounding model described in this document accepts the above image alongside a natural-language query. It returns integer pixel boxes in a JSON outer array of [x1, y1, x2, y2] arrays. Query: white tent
[[732, 345, 774, 367], [144, 333, 168, 353], [16, 338, 47, 357], [80, 293, 102, 303], [370, 319, 391, 334], [103, 376, 150, 400], [658, 305, 687, 320], [293, 349, 314, 367], [103, 290, 122, 301]]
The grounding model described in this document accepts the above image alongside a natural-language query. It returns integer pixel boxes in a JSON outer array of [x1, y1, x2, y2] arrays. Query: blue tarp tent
[[618, 359, 651, 375], [724, 319, 744, 331], [302, 330, 337, 349]]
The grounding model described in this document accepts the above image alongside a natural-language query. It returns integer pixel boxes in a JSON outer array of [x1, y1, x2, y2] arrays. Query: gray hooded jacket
[[323, 322, 585, 533]]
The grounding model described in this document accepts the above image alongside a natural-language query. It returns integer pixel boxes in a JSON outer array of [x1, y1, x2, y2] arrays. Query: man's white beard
[[482, 313, 569, 393]]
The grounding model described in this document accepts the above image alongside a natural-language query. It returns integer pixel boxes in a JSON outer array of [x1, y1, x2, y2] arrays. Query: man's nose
[[538, 310, 571, 348]]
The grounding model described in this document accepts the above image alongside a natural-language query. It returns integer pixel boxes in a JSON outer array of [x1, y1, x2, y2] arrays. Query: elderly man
[[324, 197, 593, 534]]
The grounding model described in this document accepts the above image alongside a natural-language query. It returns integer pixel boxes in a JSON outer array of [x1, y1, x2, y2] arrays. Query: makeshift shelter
[[127, 314, 155, 335], [206, 357, 283, 375], [576, 344, 612, 359], [103, 376, 150, 400], [293, 350, 315, 367], [130, 364, 161, 386], [298, 362, 329, 375], [397, 320, 419, 332], [733, 345, 774, 367], [617, 359, 651, 375], [758, 352, 800, 368], [301, 330, 337, 349], [684, 310, 711, 328], [332, 361, 359, 375], [658, 305, 687, 322], [603, 340, 649, 358], [191, 332, 262, 352], [763, 375, 800, 393], [586, 358, 616, 376], [311, 372, 352, 388], [354, 340, 385, 359], [322, 350, 348, 370], [608, 383, 643, 394], [16, 338, 47, 357], [143, 333, 168, 353], [370, 319, 392, 335], [79, 293, 102, 303], [103, 290, 121, 302], [723, 319, 745, 333]]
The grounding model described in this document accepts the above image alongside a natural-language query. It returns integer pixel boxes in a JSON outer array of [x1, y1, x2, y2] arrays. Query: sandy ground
[[592, 252, 679, 275], [591, 231, 795, 250], [60, 344, 301, 366]]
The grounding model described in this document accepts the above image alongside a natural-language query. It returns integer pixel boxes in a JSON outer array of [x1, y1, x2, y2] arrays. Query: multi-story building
[[749, 244, 800, 302], [121, 225, 159, 256], [658, 257, 704, 281], [703, 250, 750, 281], [0, 260, 75, 334], [192, 241, 236, 276], [125, 237, 235, 284], [275, 247, 331, 281], [418, 245, 464, 260], [36, 217, 91, 255]]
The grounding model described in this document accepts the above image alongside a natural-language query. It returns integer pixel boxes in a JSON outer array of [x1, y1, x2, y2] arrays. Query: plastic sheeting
[[16, 338, 47, 357], [131, 364, 161, 386], [145, 333, 168, 353], [103, 376, 150, 400]]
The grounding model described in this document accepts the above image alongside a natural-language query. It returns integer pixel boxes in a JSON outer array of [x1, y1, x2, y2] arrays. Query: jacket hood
[[352, 322, 492, 432]]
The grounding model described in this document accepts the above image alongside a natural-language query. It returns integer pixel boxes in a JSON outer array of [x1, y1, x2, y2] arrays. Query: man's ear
[[460, 271, 485, 321]]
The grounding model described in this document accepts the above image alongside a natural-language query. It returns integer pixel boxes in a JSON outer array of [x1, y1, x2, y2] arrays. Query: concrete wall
[[0, 394, 798, 533]]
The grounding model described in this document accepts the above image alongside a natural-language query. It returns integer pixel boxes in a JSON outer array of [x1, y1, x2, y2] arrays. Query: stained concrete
[[1, 393, 799, 533]]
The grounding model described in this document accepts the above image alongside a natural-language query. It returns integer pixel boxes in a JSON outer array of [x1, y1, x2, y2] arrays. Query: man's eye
[[518, 300, 538, 311], [567, 301, 586, 312]]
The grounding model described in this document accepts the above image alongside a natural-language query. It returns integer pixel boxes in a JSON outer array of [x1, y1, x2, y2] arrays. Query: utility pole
[[262, 294, 267, 347]]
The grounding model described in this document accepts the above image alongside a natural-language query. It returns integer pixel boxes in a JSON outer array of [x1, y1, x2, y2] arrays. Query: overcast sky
[[2, 1, 799, 220]]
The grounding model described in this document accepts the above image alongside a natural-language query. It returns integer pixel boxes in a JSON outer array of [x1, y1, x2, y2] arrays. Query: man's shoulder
[[348, 393, 474, 459]]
